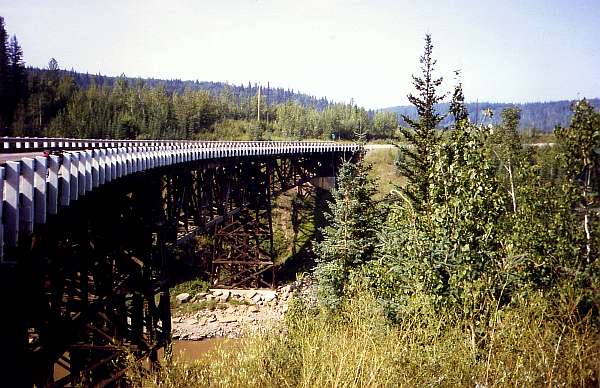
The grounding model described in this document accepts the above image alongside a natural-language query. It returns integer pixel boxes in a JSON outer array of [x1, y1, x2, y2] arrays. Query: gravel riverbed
[[171, 278, 315, 340]]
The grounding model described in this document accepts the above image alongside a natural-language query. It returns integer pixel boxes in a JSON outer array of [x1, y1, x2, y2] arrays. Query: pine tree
[[48, 57, 59, 72], [0, 16, 9, 130], [0, 17, 6, 71], [7, 35, 26, 129], [397, 34, 446, 209], [313, 157, 378, 310]]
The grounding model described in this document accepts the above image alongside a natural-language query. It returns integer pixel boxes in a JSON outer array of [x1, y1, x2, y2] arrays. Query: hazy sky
[[1, 0, 599, 108]]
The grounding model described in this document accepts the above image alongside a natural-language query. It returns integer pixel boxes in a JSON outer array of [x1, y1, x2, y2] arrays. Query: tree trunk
[[508, 161, 517, 213], [583, 166, 592, 263]]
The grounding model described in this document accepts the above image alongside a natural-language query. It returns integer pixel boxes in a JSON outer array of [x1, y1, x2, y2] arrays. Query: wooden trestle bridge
[[0, 137, 360, 387]]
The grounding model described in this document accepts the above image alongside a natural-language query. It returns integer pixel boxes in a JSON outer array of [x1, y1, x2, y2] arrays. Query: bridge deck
[[0, 138, 359, 261]]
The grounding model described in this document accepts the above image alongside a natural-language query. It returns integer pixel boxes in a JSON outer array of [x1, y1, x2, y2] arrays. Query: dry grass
[[127, 288, 599, 387], [363, 147, 405, 200]]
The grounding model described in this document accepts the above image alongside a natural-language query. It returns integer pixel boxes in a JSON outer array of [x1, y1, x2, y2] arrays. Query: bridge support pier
[[0, 174, 172, 387], [0, 144, 357, 386], [211, 160, 275, 288]]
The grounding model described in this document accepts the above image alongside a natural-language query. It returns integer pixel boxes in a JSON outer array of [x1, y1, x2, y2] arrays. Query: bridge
[[0, 137, 360, 387]]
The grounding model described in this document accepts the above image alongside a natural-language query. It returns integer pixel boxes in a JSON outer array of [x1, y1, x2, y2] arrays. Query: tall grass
[[363, 148, 405, 200], [127, 287, 599, 387]]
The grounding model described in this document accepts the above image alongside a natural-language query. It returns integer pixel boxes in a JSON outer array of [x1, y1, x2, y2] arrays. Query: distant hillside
[[25, 68, 599, 133], [27, 68, 332, 111], [381, 99, 600, 133]]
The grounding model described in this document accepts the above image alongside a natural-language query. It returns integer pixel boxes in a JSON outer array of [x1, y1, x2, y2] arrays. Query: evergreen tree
[[48, 57, 59, 72], [0, 17, 6, 72], [313, 157, 378, 310], [397, 34, 446, 209], [0, 16, 9, 131], [7, 35, 26, 129]]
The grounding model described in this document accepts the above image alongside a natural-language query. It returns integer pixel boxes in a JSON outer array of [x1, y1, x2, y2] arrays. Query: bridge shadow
[[167, 186, 333, 290], [165, 238, 212, 296], [275, 187, 332, 284]]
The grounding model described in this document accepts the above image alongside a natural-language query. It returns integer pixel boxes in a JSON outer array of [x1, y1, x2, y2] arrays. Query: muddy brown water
[[170, 338, 237, 361], [53, 338, 237, 381]]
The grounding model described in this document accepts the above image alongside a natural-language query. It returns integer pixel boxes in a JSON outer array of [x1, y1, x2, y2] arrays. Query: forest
[[3, 63, 383, 141], [0, 16, 591, 143], [0, 17, 385, 141], [385, 98, 600, 133]]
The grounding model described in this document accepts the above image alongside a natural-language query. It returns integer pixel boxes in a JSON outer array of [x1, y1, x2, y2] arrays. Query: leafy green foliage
[[449, 70, 468, 124], [372, 111, 399, 138], [375, 124, 510, 330], [486, 107, 525, 214], [555, 99, 600, 197], [554, 99, 600, 302], [507, 163, 583, 288], [491, 107, 523, 164]]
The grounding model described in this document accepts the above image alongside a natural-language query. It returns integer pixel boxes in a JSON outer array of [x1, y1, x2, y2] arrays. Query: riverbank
[[171, 278, 313, 340]]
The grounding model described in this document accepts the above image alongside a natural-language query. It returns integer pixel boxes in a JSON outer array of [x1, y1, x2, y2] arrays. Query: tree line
[[385, 98, 600, 134], [5, 64, 399, 141], [0, 15, 399, 141], [27, 68, 332, 111]]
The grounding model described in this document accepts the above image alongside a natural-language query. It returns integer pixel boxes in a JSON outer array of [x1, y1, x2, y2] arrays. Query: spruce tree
[[0, 17, 6, 71], [313, 156, 378, 310], [0, 16, 9, 130], [397, 34, 446, 208], [48, 57, 59, 72], [7, 35, 26, 129]]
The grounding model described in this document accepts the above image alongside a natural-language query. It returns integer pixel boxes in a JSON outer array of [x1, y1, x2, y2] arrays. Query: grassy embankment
[[363, 146, 404, 199], [128, 287, 599, 386]]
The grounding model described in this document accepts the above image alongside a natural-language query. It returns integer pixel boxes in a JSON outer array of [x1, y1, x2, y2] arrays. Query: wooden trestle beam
[[0, 150, 353, 386]]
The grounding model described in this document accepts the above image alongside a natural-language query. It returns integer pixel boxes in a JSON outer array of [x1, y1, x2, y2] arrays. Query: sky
[[1, 0, 599, 109]]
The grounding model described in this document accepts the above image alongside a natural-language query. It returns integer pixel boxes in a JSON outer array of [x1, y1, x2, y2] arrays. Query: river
[[170, 338, 236, 362], [53, 338, 236, 380]]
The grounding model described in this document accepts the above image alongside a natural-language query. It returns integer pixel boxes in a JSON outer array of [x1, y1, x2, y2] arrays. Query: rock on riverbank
[[172, 284, 297, 340]]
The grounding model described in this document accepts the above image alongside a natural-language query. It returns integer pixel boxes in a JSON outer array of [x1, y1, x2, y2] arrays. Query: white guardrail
[[0, 137, 360, 261]]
